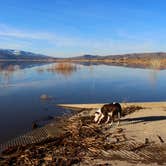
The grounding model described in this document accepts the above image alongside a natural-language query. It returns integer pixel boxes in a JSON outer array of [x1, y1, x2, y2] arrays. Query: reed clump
[[149, 58, 161, 69], [47, 63, 77, 76]]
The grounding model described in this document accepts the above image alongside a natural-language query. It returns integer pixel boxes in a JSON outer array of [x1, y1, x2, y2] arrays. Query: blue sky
[[0, 0, 166, 57]]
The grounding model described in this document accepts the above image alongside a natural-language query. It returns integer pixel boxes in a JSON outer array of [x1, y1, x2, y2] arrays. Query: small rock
[[40, 94, 52, 101], [32, 122, 38, 129]]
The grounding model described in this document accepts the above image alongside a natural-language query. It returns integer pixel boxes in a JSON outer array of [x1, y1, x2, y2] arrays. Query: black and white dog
[[94, 102, 122, 126]]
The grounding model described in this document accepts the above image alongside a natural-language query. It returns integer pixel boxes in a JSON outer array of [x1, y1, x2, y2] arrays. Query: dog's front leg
[[97, 114, 104, 124], [108, 112, 113, 126], [105, 115, 110, 124], [109, 119, 113, 127]]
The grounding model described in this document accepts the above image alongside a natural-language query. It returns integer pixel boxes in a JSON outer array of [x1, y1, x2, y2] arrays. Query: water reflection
[[0, 64, 20, 87], [149, 70, 159, 87], [0, 62, 49, 87], [0, 61, 47, 70]]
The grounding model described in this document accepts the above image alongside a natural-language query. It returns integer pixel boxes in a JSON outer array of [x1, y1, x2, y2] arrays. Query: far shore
[[1, 101, 166, 165], [1, 57, 166, 70]]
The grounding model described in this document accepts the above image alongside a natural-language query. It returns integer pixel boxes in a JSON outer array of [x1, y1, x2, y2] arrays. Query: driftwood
[[0, 105, 166, 165]]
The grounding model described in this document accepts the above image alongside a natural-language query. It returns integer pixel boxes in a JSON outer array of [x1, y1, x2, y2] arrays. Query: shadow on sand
[[122, 116, 166, 124]]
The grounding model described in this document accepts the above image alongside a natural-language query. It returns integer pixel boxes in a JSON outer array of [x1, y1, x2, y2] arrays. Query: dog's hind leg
[[109, 114, 114, 127], [117, 112, 121, 126]]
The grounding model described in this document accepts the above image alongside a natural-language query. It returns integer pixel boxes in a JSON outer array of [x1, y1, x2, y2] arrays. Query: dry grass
[[56, 57, 166, 70], [47, 63, 77, 76], [149, 59, 161, 69]]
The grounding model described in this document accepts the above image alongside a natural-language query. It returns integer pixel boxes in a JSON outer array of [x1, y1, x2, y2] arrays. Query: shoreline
[[1, 101, 166, 165], [1, 59, 166, 70], [58, 101, 166, 109]]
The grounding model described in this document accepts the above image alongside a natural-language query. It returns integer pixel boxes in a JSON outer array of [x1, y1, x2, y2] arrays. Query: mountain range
[[0, 49, 51, 60], [70, 52, 166, 60], [1, 49, 166, 60]]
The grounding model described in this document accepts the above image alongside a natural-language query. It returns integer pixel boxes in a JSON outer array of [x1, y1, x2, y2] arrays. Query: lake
[[0, 62, 166, 144]]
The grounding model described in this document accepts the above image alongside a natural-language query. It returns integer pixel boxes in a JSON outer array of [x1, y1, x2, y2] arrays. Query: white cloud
[[0, 24, 54, 40], [0, 24, 107, 48], [0, 23, 161, 57]]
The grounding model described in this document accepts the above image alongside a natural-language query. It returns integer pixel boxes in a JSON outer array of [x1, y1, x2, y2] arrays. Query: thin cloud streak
[[0, 24, 54, 40], [0, 23, 160, 57]]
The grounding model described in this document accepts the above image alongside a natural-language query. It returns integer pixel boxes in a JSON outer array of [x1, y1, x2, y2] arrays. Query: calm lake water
[[0, 62, 166, 143]]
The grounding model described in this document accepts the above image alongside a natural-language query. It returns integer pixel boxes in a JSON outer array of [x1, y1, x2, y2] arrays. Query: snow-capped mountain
[[0, 49, 50, 60]]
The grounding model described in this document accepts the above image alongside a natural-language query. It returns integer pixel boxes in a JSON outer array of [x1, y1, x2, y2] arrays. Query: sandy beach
[[59, 102, 166, 143], [0, 101, 166, 165]]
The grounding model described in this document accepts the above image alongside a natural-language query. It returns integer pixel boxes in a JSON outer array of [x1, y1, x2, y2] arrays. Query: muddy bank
[[0, 103, 166, 165]]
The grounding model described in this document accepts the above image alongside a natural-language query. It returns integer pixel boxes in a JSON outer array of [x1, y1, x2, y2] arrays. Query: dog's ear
[[94, 108, 101, 116]]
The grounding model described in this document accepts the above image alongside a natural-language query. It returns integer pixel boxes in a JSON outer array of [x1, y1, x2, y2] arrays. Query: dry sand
[[59, 102, 166, 165], [59, 102, 166, 143], [122, 106, 166, 143]]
